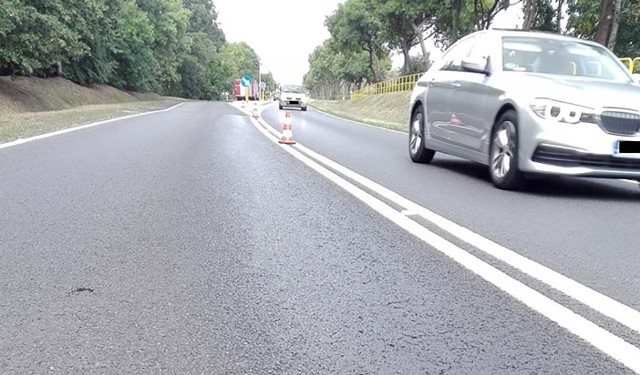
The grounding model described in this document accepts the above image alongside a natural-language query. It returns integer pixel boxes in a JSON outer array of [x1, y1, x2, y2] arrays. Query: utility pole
[[258, 61, 263, 101]]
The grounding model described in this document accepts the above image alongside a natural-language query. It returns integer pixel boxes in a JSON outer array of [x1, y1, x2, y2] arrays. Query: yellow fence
[[620, 57, 640, 73], [352, 57, 640, 99], [351, 73, 422, 99]]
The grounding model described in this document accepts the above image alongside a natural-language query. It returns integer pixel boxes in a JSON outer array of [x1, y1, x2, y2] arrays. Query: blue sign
[[241, 75, 252, 87]]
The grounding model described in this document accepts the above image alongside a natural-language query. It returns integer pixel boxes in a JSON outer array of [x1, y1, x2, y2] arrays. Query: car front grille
[[600, 111, 640, 135], [533, 145, 640, 170]]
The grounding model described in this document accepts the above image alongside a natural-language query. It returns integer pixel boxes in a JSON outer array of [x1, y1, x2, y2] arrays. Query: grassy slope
[[310, 91, 411, 133], [0, 76, 183, 143]]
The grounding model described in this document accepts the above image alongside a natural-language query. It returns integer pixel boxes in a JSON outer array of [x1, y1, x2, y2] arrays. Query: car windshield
[[501, 36, 632, 82], [281, 85, 305, 93]]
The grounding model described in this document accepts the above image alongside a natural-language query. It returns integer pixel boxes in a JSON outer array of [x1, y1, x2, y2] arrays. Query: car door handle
[[452, 82, 462, 90]]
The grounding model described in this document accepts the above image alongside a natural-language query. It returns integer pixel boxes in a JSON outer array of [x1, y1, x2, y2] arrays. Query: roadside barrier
[[351, 73, 422, 99], [279, 111, 296, 145], [351, 57, 638, 100], [620, 57, 640, 73]]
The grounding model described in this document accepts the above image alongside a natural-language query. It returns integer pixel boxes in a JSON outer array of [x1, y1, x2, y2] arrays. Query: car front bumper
[[280, 100, 306, 108], [518, 110, 640, 179]]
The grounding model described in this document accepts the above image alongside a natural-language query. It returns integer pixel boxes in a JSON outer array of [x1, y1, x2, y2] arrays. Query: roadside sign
[[259, 81, 266, 90], [241, 75, 252, 87]]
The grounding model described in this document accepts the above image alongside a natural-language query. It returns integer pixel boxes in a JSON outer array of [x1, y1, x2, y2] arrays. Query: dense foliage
[[0, 0, 271, 99], [306, 0, 640, 99], [3, 1, 637, 100]]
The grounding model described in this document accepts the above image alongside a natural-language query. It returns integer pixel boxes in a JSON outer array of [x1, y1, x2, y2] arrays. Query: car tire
[[301, 106, 307, 111], [409, 105, 435, 164], [489, 110, 526, 190], [279, 104, 283, 110]]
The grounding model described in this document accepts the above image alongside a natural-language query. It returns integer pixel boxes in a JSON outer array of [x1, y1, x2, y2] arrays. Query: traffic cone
[[279, 111, 296, 145]]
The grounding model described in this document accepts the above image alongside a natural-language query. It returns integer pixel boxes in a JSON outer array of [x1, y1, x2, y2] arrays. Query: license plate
[[618, 141, 640, 154]]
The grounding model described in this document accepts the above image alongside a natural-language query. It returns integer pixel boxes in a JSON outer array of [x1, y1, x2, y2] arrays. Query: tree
[[177, 0, 229, 99], [261, 72, 276, 92], [522, 0, 537, 30], [326, 0, 388, 82], [0, 0, 263, 100], [528, 0, 558, 32], [182, 0, 225, 47], [556, 0, 565, 32], [0, 0, 87, 76], [64, 0, 122, 85], [223, 42, 260, 81], [608, 0, 623, 50], [595, 0, 614, 46], [567, 0, 640, 57], [374, 0, 438, 74], [304, 37, 390, 99], [110, 0, 158, 91], [434, 0, 511, 47], [136, 0, 190, 95]]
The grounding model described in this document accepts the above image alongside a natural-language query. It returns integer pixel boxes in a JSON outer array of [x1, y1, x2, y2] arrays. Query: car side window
[[440, 37, 476, 72]]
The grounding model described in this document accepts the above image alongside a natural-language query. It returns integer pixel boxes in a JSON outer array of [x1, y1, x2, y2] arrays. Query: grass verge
[[0, 99, 183, 143], [0, 76, 185, 143], [310, 91, 411, 133]]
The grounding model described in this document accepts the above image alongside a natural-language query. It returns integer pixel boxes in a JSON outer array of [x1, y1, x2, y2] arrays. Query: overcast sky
[[215, 0, 340, 85], [215, 0, 522, 85]]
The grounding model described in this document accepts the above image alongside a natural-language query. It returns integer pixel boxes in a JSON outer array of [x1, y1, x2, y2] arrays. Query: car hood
[[502, 74, 640, 111]]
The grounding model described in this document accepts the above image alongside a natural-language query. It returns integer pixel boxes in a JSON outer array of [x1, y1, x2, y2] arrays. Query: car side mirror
[[461, 58, 490, 75]]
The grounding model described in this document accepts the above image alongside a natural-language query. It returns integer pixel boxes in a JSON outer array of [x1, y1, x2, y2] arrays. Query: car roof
[[464, 29, 603, 48]]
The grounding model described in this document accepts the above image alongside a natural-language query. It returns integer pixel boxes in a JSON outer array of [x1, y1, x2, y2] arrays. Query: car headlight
[[530, 98, 597, 124]]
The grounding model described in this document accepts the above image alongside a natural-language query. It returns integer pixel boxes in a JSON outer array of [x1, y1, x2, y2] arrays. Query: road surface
[[0, 101, 638, 374]]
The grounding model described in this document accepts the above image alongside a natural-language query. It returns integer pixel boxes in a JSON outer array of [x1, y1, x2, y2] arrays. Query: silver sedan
[[408, 29, 640, 190]]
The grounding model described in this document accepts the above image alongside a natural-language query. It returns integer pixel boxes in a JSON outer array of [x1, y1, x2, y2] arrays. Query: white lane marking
[[246, 113, 640, 374], [621, 179, 640, 185], [0, 102, 185, 150], [292, 142, 640, 334], [401, 209, 418, 216], [251, 103, 640, 334]]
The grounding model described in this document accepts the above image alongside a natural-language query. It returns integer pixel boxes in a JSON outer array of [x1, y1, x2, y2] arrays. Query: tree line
[[305, 0, 640, 100], [0, 0, 276, 100]]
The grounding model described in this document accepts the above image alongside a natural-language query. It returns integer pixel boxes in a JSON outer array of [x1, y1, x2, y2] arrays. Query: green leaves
[[325, 0, 391, 83], [0, 0, 87, 75], [0, 0, 257, 100], [567, 0, 640, 56]]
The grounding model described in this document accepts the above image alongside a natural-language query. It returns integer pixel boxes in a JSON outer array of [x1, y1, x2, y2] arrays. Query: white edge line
[[293, 140, 640, 335], [246, 112, 640, 373], [247, 103, 640, 335], [0, 102, 185, 150], [249, 102, 640, 332]]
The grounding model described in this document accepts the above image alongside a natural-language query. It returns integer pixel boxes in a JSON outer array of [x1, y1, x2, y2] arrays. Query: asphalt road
[[0, 101, 636, 374], [262, 105, 640, 313]]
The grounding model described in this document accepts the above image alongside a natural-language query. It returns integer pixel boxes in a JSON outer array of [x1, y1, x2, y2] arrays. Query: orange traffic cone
[[279, 111, 296, 145]]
